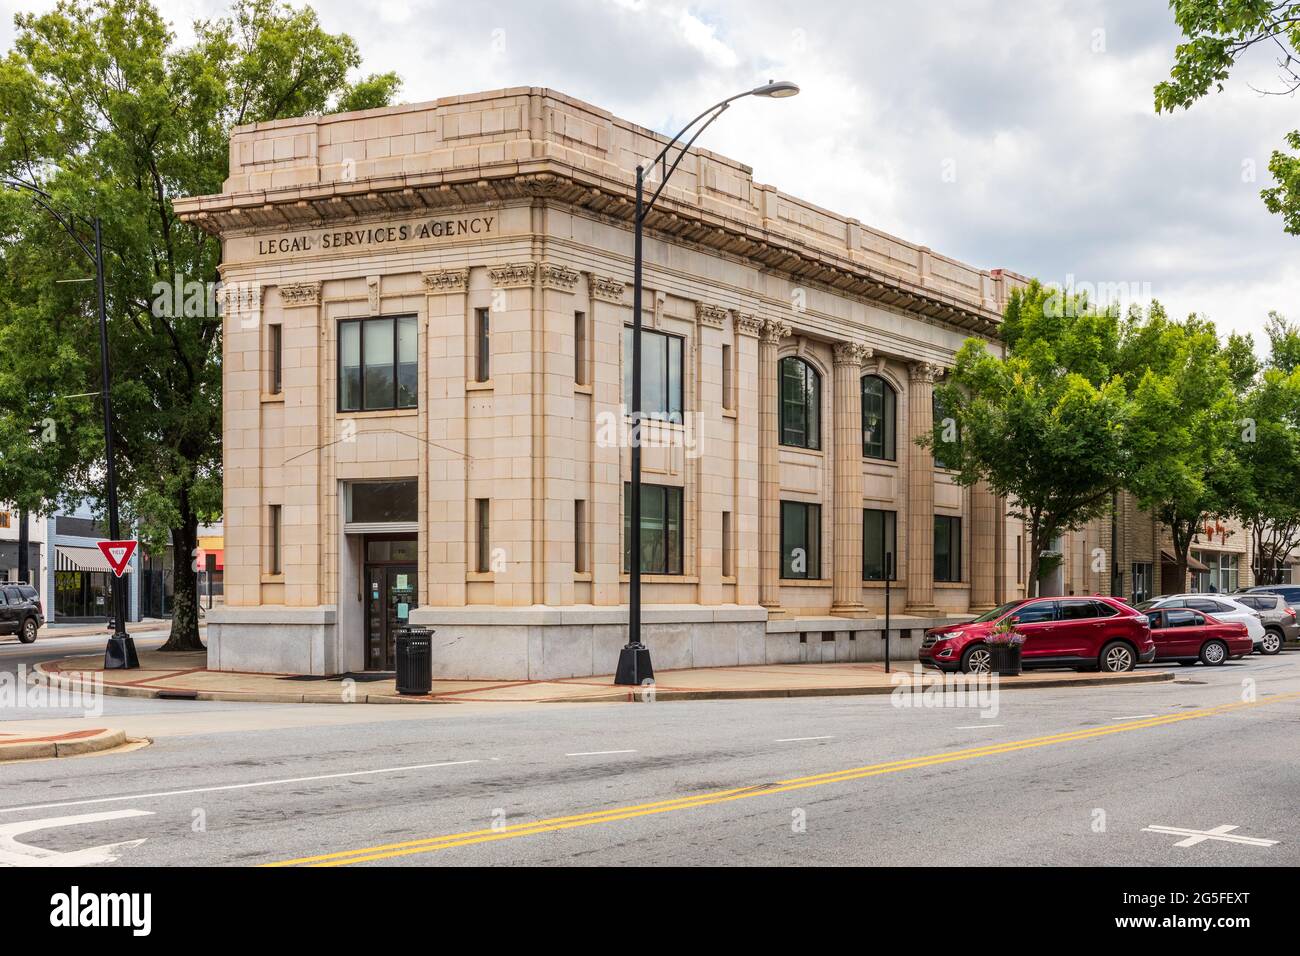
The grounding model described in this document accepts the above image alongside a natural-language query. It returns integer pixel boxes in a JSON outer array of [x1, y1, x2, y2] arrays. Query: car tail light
[[1287, 607, 1297, 620]]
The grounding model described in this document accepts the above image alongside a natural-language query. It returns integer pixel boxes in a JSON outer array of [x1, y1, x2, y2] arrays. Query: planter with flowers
[[986, 620, 1025, 675]]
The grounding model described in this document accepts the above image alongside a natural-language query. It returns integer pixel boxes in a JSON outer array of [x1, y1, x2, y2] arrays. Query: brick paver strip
[[2, 728, 106, 745]]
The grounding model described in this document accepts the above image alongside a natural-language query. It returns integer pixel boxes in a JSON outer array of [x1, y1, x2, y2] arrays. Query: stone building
[[177, 87, 1034, 679]]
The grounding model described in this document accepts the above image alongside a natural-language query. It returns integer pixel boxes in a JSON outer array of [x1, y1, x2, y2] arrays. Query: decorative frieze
[[540, 261, 581, 291], [696, 302, 729, 328], [589, 274, 626, 303], [276, 282, 318, 307], [422, 268, 470, 294], [488, 262, 536, 289]]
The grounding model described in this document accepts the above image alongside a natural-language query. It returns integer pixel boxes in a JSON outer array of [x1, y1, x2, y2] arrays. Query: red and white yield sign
[[97, 540, 138, 578]]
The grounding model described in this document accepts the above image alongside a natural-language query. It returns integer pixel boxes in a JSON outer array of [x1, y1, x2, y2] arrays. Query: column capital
[[422, 269, 469, 295], [735, 313, 764, 337], [909, 361, 942, 383], [540, 261, 580, 291], [832, 341, 872, 368], [586, 273, 626, 303], [278, 281, 319, 307], [696, 302, 729, 328], [759, 319, 791, 345], [488, 262, 536, 289]]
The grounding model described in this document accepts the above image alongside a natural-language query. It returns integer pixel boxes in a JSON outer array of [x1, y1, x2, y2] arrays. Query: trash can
[[395, 627, 434, 695]]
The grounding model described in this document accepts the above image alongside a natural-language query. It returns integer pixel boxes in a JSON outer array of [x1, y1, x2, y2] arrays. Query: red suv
[[919, 596, 1155, 674]]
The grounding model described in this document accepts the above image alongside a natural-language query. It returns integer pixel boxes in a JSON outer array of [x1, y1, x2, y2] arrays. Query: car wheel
[[1099, 641, 1135, 673], [959, 644, 991, 674], [1199, 640, 1228, 666], [1260, 630, 1283, 655], [18, 617, 38, 644]]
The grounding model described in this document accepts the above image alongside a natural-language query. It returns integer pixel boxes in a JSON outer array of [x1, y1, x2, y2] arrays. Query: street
[[1, 648, 1295, 867]]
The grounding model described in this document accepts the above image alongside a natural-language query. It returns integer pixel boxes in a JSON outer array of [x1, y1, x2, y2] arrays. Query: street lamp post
[[615, 81, 800, 686], [2, 178, 136, 668]]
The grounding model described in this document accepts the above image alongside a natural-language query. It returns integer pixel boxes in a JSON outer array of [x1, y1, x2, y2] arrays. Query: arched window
[[779, 356, 820, 449], [861, 375, 896, 460]]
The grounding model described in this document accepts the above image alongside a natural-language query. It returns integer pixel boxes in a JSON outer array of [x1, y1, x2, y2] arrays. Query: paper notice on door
[[396, 602, 409, 620], [396, 574, 409, 590]]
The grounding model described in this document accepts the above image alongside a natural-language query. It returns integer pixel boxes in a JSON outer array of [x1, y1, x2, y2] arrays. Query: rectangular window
[[862, 508, 897, 581], [574, 312, 587, 386], [1192, 551, 1239, 593], [575, 499, 587, 573], [622, 326, 684, 422], [1016, 535, 1024, 584], [475, 308, 490, 383], [0, 512, 9, 529], [268, 504, 282, 576], [722, 510, 734, 578], [622, 483, 683, 574], [781, 501, 821, 579], [338, 316, 417, 412], [268, 323, 283, 394], [475, 499, 490, 573], [934, 515, 962, 582], [1131, 561, 1153, 604], [721, 343, 734, 410]]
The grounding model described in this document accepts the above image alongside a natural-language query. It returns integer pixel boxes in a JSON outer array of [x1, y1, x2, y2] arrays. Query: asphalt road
[[0, 652, 1297, 867]]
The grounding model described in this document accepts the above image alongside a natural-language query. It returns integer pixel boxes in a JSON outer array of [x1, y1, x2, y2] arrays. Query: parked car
[[1241, 583, 1300, 610], [1229, 591, 1294, 654], [0, 583, 43, 644], [919, 596, 1155, 674], [1134, 594, 1267, 653], [1144, 607, 1253, 665]]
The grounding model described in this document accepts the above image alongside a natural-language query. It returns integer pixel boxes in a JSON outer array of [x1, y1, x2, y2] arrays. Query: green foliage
[[0, 0, 398, 647], [1156, 1, 1300, 234]]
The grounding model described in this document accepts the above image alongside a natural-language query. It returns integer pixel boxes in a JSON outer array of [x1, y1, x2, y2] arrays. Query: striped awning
[[55, 545, 134, 574]]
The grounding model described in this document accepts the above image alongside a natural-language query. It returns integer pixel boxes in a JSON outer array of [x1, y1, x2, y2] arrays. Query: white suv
[[1137, 594, 1266, 651]]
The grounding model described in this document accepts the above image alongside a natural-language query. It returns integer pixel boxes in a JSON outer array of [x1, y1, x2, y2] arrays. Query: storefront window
[[1191, 551, 1239, 593]]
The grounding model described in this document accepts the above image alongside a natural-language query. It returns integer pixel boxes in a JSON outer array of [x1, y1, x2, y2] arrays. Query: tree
[[1155, 1, 1300, 233], [927, 281, 1131, 596], [1122, 307, 1243, 591], [0, 0, 398, 650]]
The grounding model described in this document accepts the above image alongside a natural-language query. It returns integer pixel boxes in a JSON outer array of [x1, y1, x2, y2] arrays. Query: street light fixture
[[616, 81, 800, 687], [1, 177, 137, 668]]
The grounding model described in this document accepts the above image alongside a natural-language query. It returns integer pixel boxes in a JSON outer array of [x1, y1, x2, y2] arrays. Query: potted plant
[[985, 619, 1025, 675]]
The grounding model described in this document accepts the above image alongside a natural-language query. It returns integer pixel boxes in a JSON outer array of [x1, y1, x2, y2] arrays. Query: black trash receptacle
[[395, 627, 434, 695]]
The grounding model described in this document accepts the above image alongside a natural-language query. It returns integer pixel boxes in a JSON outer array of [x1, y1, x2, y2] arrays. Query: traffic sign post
[[98, 540, 139, 670]]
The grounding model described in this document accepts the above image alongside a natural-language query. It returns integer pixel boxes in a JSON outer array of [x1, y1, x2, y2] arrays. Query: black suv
[[0, 584, 43, 644]]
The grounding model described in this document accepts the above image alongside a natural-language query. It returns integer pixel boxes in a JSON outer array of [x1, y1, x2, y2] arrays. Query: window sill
[[934, 581, 966, 588], [720, 575, 737, 584], [780, 578, 832, 587], [466, 571, 495, 582], [722, 407, 737, 419], [574, 383, 593, 396], [336, 407, 419, 419], [619, 574, 698, 584], [261, 392, 285, 404], [466, 380, 494, 392], [261, 573, 285, 584], [573, 570, 593, 582], [780, 444, 824, 457]]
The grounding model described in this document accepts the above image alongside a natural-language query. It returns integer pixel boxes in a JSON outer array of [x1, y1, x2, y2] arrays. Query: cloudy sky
[[3, 0, 1296, 345]]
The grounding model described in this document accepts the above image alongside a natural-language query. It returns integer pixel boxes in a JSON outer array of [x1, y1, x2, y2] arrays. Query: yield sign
[[97, 539, 137, 577]]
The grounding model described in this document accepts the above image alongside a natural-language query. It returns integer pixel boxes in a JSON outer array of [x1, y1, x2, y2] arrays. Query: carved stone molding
[[366, 275, 381, 315], [488, 262, 536, 289], [277, 282, 318, 307], [760, 319, 792, 345], [734, 313, 764, 337], [696, 302, 729, 328], [589, 274, 626, 303], [909, 361, 941, 383], [832, 341, 872, 367], [540, 261, 581, 291], [422, 268, 470, 294]]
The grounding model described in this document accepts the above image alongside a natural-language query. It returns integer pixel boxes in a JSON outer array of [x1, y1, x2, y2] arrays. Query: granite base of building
[[205, 604, 966, 680]]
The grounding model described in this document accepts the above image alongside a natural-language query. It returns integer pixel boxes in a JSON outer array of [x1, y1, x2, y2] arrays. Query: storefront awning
[[1160, 549, 1209, 572], [55, 545, 134, 574]]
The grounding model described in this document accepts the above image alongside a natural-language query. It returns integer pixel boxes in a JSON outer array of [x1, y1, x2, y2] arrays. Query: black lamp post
[[615, 80, 800, 686], [2, 178, 136, 668]]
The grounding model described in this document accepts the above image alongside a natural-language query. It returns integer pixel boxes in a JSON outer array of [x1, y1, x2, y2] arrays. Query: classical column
[[906, 361, 940, 613], [758, 318, 790, 610], [831, 341, 870, 615], [969, 481, 998, 611]]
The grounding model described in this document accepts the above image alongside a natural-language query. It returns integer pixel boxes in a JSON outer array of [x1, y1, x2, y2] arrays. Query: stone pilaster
[[969, 481, 998, 611], [906, 361, 941, 613], [831, 341, 870, 615], [758, 318, 790, 610]]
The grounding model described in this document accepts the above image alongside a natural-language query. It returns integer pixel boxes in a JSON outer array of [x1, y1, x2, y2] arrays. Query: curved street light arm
[[1, 176, 96, 262]]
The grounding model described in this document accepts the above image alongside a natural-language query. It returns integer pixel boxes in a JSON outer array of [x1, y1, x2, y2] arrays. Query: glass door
[[364, 563, 417, 670]]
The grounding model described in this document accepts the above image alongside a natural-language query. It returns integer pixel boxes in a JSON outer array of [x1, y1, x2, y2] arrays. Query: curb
[[35, 659, 1174, 705], [0, 728, 129, 763]]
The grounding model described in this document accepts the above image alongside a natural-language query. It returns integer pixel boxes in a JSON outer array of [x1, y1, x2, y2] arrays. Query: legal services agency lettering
[[257, 215, 495, 256]]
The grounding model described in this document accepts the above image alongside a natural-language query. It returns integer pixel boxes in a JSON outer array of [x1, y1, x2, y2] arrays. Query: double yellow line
[[266, 691, 1298, 866]]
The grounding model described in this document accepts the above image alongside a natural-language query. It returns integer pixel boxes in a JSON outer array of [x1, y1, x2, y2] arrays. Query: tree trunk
[[159, 506, 204, 652], [1027, 518, 1042, 598]]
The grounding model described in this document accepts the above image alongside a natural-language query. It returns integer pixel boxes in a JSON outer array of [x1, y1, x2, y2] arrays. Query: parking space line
[[565, 750, 635, 757]]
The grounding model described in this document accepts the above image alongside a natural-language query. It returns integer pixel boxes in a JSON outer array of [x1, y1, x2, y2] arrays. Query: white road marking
[[1142, 824, 1278, 849], [0, 760, 482, 815], [1112, 714, 1157, 721], [565, 749, 636, 756], [955, 724, 1003, 729], [0, 810, 153, 867], [774, 736, 835, 742]]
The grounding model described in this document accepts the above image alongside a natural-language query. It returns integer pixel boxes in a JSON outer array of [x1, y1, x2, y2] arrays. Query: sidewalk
[[36, 618, 172, 639], [0, 727, 129, 762], [37, 649, 1175, 704]]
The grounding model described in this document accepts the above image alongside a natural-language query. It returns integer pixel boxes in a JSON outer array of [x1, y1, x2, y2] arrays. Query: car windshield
[[1133, 600, 1157, 611], [969, 601, 1024, 624]]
